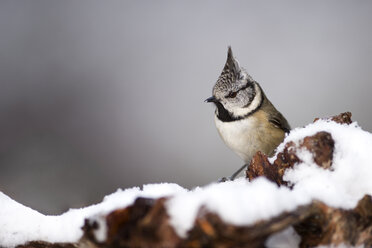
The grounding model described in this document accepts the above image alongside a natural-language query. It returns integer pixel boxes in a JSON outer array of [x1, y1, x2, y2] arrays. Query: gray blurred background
[[0, 1, 371, 214]]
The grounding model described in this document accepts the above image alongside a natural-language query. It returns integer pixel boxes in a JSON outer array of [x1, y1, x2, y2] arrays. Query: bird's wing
[[269, 113, 291, 133]]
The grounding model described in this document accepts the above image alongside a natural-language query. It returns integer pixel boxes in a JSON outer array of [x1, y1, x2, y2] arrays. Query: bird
[[205, 47, 290, 180]]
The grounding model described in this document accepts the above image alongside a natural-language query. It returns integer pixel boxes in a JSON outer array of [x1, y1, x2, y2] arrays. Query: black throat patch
[[214, 101, 237, 122], [214, 93, 264, 123]]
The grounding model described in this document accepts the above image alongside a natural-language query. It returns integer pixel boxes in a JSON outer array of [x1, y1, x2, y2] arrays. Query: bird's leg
[[217, 164, 248, 183], [217, 177, 229, 183], [229, 164, 248, 180]]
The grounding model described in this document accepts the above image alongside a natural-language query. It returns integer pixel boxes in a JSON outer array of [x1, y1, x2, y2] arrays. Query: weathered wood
[[247, 131, 334, 186], [16, 241, 78, 248], [15, 112, 372, 248], [295, 195, 372, 247], [82, 197, 181, 248], [314, 111, 352, 124], [180, 205, 311, 248]]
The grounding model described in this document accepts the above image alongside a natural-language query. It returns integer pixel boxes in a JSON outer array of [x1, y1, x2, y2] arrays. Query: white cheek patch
[[231, 83, 262, 118]]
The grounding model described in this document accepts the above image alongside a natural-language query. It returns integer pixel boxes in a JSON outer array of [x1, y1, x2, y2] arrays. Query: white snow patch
[[166, 178, 309, 237], [265, 226, 301, 248], [1, 120, 372, 247], [0, 183, 185, 248], [282, 120, 372, 208], [168, 120, 372, 236]]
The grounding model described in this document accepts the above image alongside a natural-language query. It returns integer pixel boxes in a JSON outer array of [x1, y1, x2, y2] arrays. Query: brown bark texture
[[17, 112, 372, 248]]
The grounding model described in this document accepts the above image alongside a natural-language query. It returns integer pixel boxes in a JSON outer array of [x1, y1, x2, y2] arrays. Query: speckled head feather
[[212, 47, 260, 119]]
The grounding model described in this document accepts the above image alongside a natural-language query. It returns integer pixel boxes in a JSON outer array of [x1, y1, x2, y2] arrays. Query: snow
[[1, 120, 372, 247], [265, 226, 301, 248], [166, 177, 309, 237], [0, 183, 185, 247], [168, 120, 372, 237], [280, 120, 372, 208]]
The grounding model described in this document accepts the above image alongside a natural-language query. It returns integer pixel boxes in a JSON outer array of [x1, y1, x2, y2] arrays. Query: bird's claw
[[217, 177, 230, 183]]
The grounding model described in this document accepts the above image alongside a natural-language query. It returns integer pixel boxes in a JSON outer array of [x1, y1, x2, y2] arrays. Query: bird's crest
[[224, 46, 241, 76]]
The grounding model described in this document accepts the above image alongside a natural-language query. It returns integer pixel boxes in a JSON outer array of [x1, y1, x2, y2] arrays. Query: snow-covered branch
[[1, 112, 372, 248]]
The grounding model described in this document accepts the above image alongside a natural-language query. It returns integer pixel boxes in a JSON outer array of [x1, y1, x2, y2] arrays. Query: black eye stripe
[[225, 82, 251, 98], [240, 83, 251, 90], [227, 91, 237, 98]]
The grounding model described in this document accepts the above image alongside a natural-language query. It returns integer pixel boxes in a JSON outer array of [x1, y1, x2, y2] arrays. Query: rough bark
[[294, 195, 372, 247], [179, 205, 311, 248], [246, 112, 351, 185], [82, 197, 181, 248], [16, 112, 372, 248], [246, 131, 334, 186], [314, 111, 352, 124]]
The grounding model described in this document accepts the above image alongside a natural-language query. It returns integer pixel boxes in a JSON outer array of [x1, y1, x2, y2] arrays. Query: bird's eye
[[227, 91, 237, 98]]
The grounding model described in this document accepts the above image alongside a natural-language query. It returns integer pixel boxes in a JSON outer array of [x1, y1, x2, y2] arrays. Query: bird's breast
[[214, 110, 284, 163], [214, 115, 260, 163]]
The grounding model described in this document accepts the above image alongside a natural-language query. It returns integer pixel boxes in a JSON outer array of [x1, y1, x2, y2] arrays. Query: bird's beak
[[205, 96, 217, 103]]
